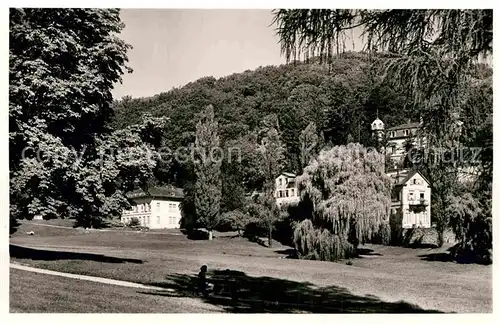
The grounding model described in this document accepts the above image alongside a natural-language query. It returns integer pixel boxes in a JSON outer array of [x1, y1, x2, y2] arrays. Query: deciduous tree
[[294, 143, 392, 261], [9, 9, 167, 229]]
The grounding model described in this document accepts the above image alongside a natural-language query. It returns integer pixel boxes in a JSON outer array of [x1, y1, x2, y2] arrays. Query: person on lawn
[[198, 265, 214, 297]]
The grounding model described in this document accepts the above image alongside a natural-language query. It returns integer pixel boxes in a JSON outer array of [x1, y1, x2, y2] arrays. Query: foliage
[[193, 105, 222, 237], [272, 9, 492, 261], [446, 192, 491, 264], [294, 143, 392, 261], [372, 222, 391, 246], [128, 217, 140, 227], [9, 9, 168, 229], [293, 219, 355, 261], [257, 127, 285, 247], [111, 52, 422, 195], [299, 122, 322, 170], [218, 209, 255, 236]]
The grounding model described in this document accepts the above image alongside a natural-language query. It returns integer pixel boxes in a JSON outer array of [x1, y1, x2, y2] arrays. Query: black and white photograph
[[5, 2, 495, 316]]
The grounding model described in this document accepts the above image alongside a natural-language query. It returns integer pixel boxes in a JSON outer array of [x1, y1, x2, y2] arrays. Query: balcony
[[408, 199, 429, 206]]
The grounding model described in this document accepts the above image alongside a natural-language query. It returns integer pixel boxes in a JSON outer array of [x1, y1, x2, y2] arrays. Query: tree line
[[10, 8, 492, 264]]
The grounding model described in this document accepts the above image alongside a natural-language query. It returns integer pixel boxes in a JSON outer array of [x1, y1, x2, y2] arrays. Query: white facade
[[391, 171, 431, 229], [121, 195, 182, 229], [274, 172, 300, 206], [385, 122, 426, 169]]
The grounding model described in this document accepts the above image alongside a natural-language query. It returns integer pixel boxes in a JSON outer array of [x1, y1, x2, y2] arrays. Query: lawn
[[10, 268, 222, 313], [10, 220, 492, 313]]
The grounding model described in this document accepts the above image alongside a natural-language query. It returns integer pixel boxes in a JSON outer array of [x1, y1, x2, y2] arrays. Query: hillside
[[110, 52, 492, 213], [112, 52, 417, 169]]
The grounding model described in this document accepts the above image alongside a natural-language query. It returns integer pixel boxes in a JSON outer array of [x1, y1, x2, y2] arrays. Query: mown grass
[[10, 268, 222, 313], [9, 221, 492, 313]]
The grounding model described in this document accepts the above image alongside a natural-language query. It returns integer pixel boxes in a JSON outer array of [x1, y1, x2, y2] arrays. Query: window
[[285, 190, 289, 197], [279, 178, 282, 186], [156, 202, 160, 211], [169, 203, 176, 212], [420, 193, 425, 200], [291, 189, 295, 197], [146, 216, 150, 225], [390, 131, 395, 138], [157, 216, 160, 224], [404, 129, 409, 136], [413, 179, 417, 185]]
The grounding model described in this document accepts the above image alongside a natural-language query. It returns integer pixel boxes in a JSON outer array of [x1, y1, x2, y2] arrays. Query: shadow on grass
[[418, 250, 491, 265], [356, 248, 383, 257], [9, 244, 143, 264], [418, 245, 489, 264], [407, 243, 439, 249], [419, 252, 455, 262], [274, 249, 298, 259], [140, 268, 443, 313]]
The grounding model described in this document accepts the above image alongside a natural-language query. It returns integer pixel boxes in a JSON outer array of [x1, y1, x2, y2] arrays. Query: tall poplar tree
[[194, 105, 222, 240]]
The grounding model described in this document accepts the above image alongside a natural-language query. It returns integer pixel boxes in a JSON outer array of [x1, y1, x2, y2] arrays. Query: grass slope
[[10, 221, 492, 313], [10, 268, 222, 313]]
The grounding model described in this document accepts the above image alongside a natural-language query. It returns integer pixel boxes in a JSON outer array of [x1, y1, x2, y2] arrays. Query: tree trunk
[[208, 230, 213, 241], [437, 228, 444, 247], [268, 225, 272, 248]]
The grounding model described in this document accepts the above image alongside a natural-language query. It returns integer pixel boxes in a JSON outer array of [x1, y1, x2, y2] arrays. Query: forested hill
[[111, 51, 491, 185], [112, 52, 415, 166]]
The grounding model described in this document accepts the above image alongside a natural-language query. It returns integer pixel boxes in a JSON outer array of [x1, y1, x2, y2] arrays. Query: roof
[[127, 186, 184, 200], [387, 122, 421, 132], [371, 118, 384, 130], [280, 172, 296, 178], [396, 169, 430, 186]]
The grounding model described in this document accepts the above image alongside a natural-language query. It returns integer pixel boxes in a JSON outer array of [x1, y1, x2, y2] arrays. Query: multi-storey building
[[121, 186, 184, 229], [274, 172, 300, 206], [371, 117, 432, 228], [390, 170, 432, 229]]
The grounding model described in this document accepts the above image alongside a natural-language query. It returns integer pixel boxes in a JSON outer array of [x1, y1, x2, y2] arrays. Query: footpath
[[10, 262, 174, 292]]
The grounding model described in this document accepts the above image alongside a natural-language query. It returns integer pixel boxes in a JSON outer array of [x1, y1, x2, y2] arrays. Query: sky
[[111, 9, 289, 99]]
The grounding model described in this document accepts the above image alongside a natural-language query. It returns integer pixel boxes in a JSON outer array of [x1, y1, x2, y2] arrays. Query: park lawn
[[10, 268, 223, 313], [10, 221, 492, 313]]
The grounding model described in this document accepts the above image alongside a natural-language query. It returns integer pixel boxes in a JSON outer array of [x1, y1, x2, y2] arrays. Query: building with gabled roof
[[274, 172, 300, 206], [121, 186, 184, 229], [390, 169, 431, 229]]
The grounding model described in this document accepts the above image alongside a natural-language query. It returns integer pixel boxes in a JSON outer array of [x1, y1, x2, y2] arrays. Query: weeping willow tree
[[273, 9, 492, 259], [294, 143, 392, 261]]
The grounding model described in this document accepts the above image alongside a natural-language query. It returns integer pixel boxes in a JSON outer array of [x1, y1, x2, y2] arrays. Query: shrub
[[371, 222, 391, 245], [128, 217, 140, 227], [217, 210, 254, 235]]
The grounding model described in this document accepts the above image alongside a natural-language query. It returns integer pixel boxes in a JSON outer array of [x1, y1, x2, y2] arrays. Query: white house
[[385, 121, 426, 170], [390, 170, 431, 229], [274, 172, 300, 206], [121, 186, 184, 229]]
